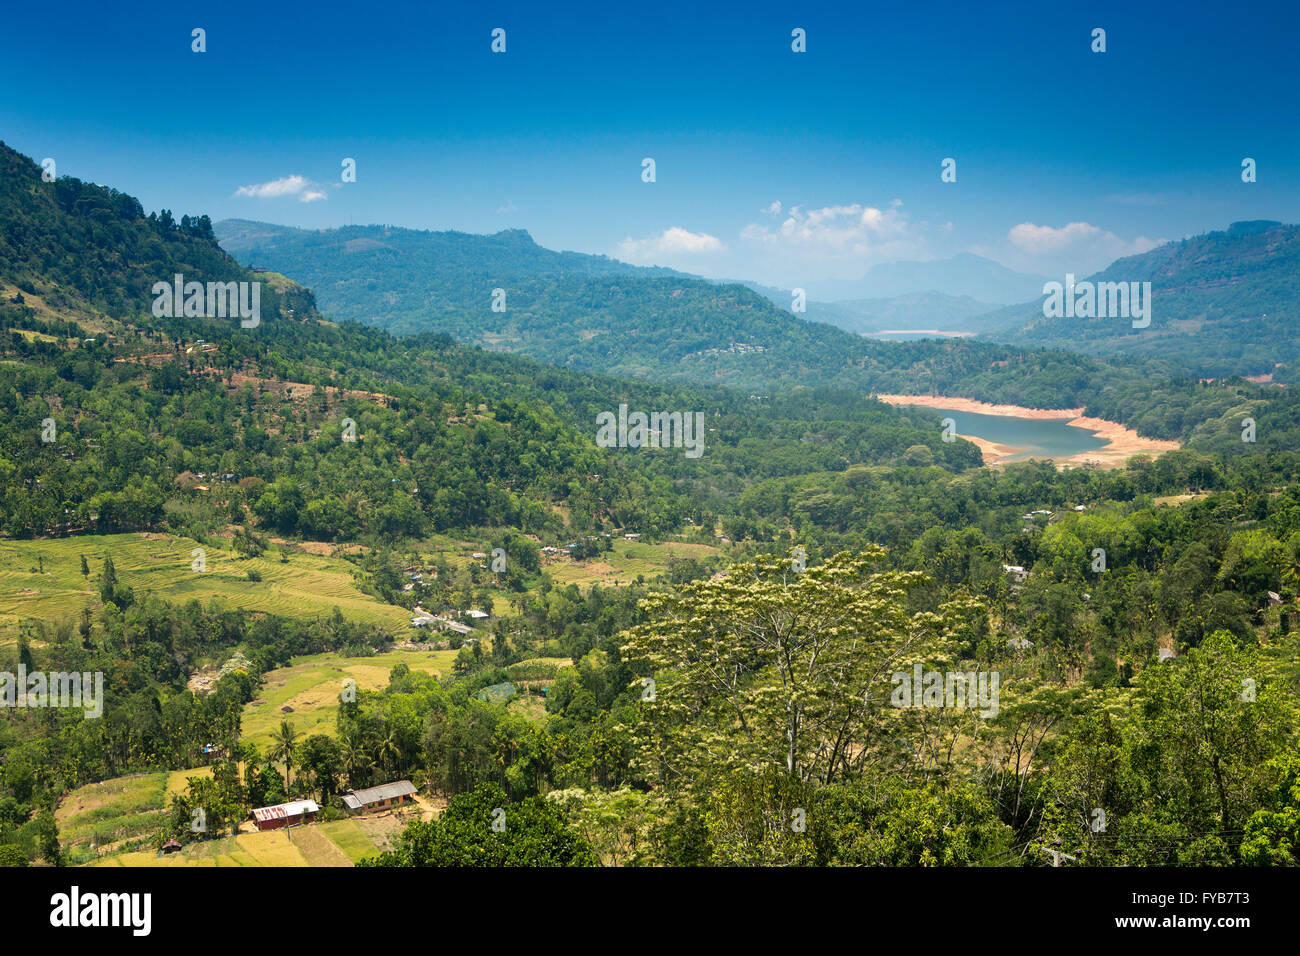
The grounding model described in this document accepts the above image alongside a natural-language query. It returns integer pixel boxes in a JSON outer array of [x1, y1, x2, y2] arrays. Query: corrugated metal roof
[[252, 799, 319, 822], [342, 780, 417, 807]]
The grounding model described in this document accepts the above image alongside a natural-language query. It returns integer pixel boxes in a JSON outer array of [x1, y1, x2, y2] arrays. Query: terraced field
[[240, 647, 458, 750], [0, 532, 410, 638], [546, 537, 721, 589], [55, 772, 171, 861], [91, 810, 414, 867]]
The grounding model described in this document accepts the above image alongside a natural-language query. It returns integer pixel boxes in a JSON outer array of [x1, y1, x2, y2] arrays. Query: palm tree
[[340, 730, 373, 789], [377, 723, 402, 774], [268, 720, 300, 794]]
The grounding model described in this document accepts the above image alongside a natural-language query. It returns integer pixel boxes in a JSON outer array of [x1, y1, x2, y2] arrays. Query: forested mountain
[[982, 221, 1300, 378], [4, 142, 1300, 872], [0, 146, 314, 326], [214, 218, 1276, 442], [0, 144, 991, 543]]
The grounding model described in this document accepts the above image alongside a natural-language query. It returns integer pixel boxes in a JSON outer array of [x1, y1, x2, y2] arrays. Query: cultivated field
[[91, 812, 411, 867], [55, 772, 171, 861], [546, 537, 720, 589], [0, 532, 410, 639], [239, 647, 458, 750]]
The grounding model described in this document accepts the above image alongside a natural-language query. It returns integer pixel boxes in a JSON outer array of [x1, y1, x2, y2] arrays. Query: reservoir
[[906, 404, 1108, 463]]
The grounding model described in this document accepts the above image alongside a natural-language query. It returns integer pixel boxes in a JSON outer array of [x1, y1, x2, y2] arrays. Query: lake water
[[907, 404, 1108, 462], [865, 330, 974, 341]]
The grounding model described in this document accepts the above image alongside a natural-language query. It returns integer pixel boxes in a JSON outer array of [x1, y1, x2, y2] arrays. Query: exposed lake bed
[[874, 394, 1181, 468]]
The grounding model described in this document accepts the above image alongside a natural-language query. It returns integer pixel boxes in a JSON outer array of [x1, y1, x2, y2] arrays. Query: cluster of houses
[[175, 471, 243, 493], [410, 607, 489, 636], [249, 780, 417, 832]]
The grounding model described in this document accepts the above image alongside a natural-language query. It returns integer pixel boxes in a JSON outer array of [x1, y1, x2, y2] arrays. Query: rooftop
[[252, 799, 319, 822], [341, 780, 417, 809]]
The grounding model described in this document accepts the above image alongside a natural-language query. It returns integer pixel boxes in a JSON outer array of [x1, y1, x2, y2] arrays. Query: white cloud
[[741, 202, 913, 255], [763, 200, 782, 215], [733, 200, 930, 285], [1009, 221, 1102, 254], [233, 175, 326, 203], [1008, 221, 1161, 258], [497, 200, 519, 214], [616, 226, 725, 262]]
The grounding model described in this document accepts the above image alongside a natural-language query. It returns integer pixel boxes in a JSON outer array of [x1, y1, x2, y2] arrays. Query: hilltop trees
[[622, 548, 974, 787], [359, 784, 596, 867]]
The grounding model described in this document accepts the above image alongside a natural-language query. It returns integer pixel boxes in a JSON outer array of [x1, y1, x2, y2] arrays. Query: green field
[[90, 811, 411, 867], [55, 771, 171, 859], [240, 647, 458, 750], [546, 538, 720, 589], [0, 532, 411, 638], [166, 766, 214, 800]]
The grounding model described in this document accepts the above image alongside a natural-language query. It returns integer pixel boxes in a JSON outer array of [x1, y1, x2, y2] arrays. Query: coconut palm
[[377, 723, 402, 774], [267, 719, 300, 793], [340, 730, 373, 789]]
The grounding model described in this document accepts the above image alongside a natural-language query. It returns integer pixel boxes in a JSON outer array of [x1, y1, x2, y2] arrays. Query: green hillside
[[213, 217, 1275, 443], [985, 221, 1300, 379]]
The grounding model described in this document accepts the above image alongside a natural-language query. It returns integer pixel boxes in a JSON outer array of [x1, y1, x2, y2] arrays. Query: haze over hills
[[211, 214, 1285, 440], [802, 253, 1051, 304], [980, 221, 1300, 379], [738, 285, 1003, 337]]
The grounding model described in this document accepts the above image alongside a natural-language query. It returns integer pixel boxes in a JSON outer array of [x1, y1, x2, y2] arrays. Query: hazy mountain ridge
[[212, 215, 1281, 439], [980, 221, 1300, 378], [735, 283, 1002, 335], [803, 253, 1050, 304]]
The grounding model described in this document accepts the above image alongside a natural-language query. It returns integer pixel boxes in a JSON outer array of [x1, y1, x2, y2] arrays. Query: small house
[[251, 799, 320, 831], [341, 780, 417, 813]]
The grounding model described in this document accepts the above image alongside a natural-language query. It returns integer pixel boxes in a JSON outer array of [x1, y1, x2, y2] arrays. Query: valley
[[1, 129, 1298, 877]]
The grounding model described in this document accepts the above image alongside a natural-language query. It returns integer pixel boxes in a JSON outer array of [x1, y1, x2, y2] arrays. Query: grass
[[546, 538, 720, 589], [87, 817, 389, 867], [55, 772, 170, 853], [165, 766, 213, 801], [240, 647, 457, 750], [1153, 492, 1213, 507], [291, 823, 355, 866], [0, 532, 411, 638], [318, 819, 381, 863]]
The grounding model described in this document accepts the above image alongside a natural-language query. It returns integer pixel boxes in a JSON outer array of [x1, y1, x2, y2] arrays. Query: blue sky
[[3, 0, 1298, 286]]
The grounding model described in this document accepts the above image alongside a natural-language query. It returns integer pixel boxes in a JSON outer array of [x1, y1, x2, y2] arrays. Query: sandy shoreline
[[874, 393, 1181, 469]]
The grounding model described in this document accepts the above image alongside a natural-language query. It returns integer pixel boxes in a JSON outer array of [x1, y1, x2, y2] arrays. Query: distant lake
[[907, 404, 1108, 462], [865, 330, 975, 341]]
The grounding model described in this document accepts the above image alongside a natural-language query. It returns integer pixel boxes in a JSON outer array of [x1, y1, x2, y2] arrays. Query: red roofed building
[[251, 799, 319, 831]]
